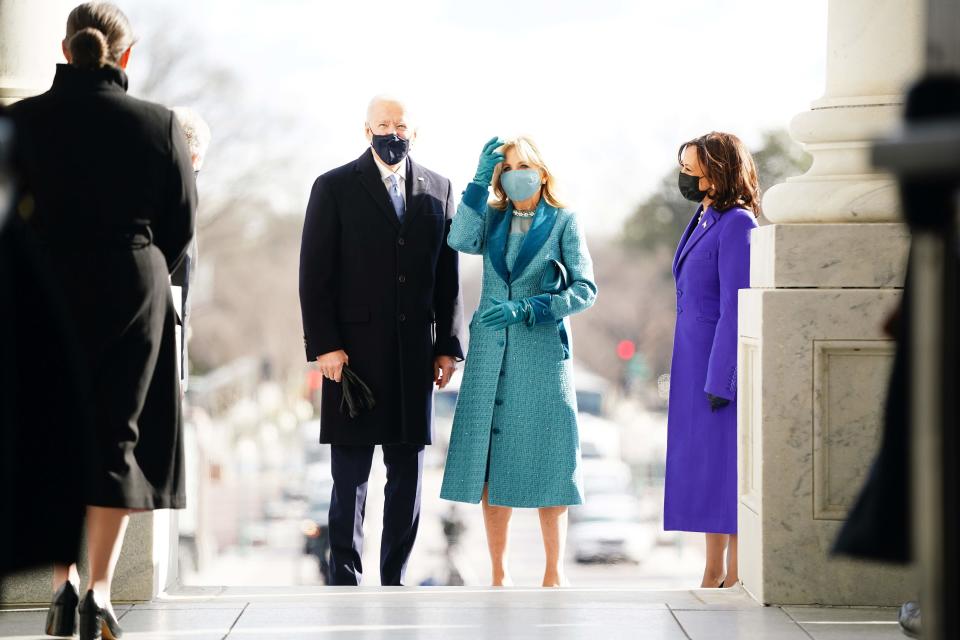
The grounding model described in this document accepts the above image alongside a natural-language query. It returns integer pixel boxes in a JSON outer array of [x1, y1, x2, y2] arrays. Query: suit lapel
[[675, 206, 720, 273], [673, 206, 701, 276], [402, 158, 427, 230], [355, 149, 401, 232], [487, 204, 512, 285], [510, 202, 559, 282]]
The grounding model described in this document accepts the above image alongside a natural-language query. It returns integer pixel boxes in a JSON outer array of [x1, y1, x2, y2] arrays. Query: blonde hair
[[490, 136, 566, 211]]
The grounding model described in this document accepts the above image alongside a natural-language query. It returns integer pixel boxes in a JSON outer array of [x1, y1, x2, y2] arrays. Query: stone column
[[0, 0, 179, 604], [738, 0, 922, 605], [0, 0, 72, 105]]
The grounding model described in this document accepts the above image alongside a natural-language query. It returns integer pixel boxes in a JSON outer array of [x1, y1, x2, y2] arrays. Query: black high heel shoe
[[78, 590, 124, 640], [45, 581, 79, 637]]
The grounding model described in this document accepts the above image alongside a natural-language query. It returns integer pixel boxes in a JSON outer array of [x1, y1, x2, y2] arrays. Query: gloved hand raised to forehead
[[473, 136, 505, 186]]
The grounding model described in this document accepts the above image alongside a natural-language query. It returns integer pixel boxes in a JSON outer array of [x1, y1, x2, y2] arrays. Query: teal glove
[[473, 136, 504, 186], [479, 298, 534, 330]]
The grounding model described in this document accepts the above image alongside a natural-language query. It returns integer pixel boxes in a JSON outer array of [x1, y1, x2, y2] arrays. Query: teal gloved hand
[[473, 136, 505, 186], [479, 298, 533, 330]]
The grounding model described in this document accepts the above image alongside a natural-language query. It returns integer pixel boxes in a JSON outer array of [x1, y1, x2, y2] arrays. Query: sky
[[122, 0, 828, 236]]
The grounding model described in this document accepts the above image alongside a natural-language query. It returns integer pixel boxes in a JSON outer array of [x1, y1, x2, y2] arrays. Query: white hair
[[171, 106, 211, 170], [365, 94, 417, 130]]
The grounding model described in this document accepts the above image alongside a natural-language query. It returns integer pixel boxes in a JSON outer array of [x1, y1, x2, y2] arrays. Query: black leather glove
[[340, 365, 376, 418], [707, 393, 730, 412]]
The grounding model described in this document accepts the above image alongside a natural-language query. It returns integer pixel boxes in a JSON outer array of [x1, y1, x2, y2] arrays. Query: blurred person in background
[[299, 95, 464, 586], [663, 132, 760, 589], [169, 106, 210, 392], [7, 3, 196, 637], [440, 136, 597, 587]]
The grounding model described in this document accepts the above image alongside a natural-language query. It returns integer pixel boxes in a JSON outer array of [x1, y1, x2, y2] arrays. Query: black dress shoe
[[78, 590, 123, 640], [45, 581, 79, 637]]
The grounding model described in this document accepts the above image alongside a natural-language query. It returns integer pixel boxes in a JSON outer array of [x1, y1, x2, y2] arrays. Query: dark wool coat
[[9, 64, 197, 509], [0, 212, 88, 574], [299, 149, 464, 445]]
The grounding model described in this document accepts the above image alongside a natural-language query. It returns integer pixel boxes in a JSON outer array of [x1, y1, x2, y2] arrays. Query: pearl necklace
[[513, 209, 536, 218]]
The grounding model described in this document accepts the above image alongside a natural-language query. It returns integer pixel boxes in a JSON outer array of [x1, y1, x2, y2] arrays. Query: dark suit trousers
[[328, 444, 424, 585]]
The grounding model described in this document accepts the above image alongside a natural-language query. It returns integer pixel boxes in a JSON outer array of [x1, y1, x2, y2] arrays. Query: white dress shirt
[[372, 148, 407, 206]]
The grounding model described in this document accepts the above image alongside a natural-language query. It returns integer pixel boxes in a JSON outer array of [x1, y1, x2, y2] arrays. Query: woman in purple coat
[[664, 132, 761, 589]]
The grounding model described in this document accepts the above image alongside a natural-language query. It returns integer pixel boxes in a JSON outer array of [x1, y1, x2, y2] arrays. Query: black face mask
[[370, 133, 410, 166], [678, 172, 708, 202]]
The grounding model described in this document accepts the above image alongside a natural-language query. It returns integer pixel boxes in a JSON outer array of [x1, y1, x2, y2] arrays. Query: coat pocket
[[696, 296, 720, 324], [686, 250, 715, 263], [548, 320, 570, 361]]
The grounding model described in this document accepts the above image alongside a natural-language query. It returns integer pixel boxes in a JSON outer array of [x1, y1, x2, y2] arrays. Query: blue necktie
[[388, 174, 405, 223]]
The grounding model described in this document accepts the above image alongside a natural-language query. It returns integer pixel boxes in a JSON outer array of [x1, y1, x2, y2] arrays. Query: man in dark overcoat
[[299, 95, 464, 585]]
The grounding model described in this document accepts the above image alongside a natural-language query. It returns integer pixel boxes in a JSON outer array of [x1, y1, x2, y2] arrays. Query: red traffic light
[[616, 339, 636, 361]]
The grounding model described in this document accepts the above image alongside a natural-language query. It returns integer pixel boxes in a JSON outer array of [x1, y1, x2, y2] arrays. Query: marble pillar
[[0, 0, 73, 105], [738, 0, 922, 606], [0, 0, 180, 604]]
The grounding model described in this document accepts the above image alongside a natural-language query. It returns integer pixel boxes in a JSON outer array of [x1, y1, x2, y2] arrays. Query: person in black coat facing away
[[8, 3, 196, 637], [299, 95, 464, 585]]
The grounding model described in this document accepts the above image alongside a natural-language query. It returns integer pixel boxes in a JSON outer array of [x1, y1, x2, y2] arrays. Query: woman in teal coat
[[440, 136, 597, 587]]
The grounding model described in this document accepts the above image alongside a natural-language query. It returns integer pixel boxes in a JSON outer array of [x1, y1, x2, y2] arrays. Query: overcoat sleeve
[[542, 213, 598, 320], [432, 179, 465, 360], [153, 113, 197, 273], [447, 182, 489, 255], [299, 175, 341, 361], [704, 212, 756, 401]]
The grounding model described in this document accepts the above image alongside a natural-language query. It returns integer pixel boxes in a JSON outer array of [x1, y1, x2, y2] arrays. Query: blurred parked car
[[580, 457, 633, 495], [578, 412, 623, 460], [574, 365, 611, 417], [569, 493, 655, 564]]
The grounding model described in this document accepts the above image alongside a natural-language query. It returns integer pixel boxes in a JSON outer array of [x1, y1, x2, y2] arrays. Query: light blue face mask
[[501, 169, 542, 203]]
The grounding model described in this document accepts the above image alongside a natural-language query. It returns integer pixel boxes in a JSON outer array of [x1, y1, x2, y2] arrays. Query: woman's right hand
[[473, 136, 504, 185]]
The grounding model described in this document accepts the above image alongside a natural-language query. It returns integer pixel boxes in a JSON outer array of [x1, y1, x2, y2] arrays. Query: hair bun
[[68, 27, 108, 70]]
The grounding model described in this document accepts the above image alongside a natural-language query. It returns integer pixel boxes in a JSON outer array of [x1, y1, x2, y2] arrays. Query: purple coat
[[663, 205, 757, 534]]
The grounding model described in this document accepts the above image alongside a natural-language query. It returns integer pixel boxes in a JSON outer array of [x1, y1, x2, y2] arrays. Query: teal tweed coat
[[439, 182, 597, 508]]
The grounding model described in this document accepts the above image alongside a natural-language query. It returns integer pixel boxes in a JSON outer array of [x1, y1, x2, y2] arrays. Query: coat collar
[[488, 204, 512, 284], [51, 63, 129, 94], [403, 158, 428, 231], [355, 149, 403, 231], [487, 199, 560, 284], [355, 149, 429, 233], [674, 205, 721, 275]]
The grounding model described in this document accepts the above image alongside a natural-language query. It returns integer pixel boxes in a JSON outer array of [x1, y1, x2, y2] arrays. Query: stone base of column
[[1, 511, 178, 605], [738, 223, 916, 606]]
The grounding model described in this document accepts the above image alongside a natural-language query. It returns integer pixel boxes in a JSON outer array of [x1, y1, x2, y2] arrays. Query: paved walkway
[[0, 585, 904, 639]]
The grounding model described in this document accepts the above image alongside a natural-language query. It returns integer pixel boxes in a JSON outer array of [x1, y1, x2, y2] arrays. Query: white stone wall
[[738, 0, 923, 606]]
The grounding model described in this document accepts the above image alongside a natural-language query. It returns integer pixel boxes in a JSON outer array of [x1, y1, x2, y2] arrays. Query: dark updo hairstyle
[[678, 132, 763, 218], [65, 2, 134, 70]]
